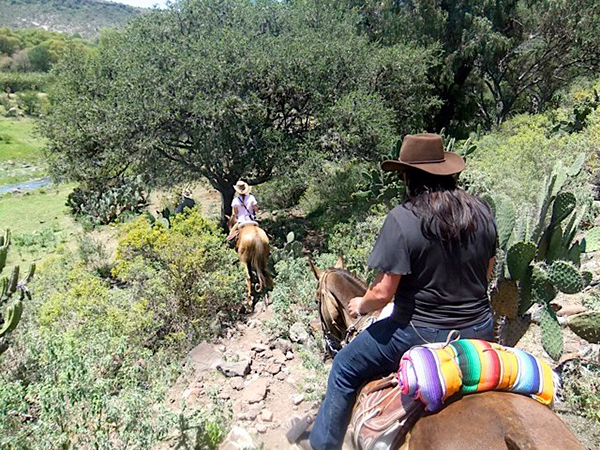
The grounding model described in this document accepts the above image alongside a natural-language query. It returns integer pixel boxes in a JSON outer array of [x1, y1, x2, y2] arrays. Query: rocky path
[[162, 302, 325, 450]]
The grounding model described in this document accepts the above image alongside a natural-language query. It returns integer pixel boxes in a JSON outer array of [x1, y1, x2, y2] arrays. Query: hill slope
[[0, 0, 143, 39]]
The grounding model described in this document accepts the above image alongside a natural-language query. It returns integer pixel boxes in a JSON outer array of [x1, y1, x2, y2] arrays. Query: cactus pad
[[581, 271, 593, 288], [540, 305, 564, 360], [547, 260, 583, 294], [495, 197, 515, 250], [497, 315, 531, 347], [551, 191, 576, 225], [506, 241, 536, 281], [531, 266, 557, 304], [491, 280, 519, 319], [584, 227, 600, 253], [567, 311, 600, 344]]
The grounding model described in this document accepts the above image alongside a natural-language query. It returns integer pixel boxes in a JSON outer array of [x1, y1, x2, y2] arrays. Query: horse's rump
[[238, 225, 272, 292]]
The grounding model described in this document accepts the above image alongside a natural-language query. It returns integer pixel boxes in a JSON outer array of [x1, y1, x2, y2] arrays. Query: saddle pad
[[398, 339, 555, 412]]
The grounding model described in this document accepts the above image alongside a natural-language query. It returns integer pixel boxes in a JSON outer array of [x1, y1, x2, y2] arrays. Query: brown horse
[[308, 258, 585, 450], [227, 216, 272, 302]]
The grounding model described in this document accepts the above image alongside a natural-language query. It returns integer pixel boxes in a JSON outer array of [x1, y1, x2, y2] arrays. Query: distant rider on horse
[[227, 180, 259, 241]]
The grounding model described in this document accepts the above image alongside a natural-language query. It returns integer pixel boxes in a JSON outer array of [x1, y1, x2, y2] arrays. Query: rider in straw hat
[[302, 133, 497, 449], [227, 180, 259, 240]]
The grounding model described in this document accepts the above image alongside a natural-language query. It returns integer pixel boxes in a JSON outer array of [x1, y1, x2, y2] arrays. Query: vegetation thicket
[[344, 0, 600, 135]]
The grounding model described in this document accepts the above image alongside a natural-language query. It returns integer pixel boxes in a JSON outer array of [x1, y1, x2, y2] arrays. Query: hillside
[[0, 0, 143, 39]]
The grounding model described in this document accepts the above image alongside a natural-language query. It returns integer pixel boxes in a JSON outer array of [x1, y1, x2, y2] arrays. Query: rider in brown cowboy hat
[[303, 133, 497, 449], [226, 180, 259, 241]]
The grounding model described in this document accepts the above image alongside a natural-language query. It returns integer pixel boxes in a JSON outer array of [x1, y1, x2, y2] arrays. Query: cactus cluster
[[0, 229, 35, 355], [490, 155, 599, 360], [353, 139, 405, 206], [271, 232, 303, 265]]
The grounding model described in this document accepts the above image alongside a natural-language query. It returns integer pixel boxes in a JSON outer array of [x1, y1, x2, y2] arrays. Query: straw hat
[[381, 133, 465, 176], [182, 189, 193, 199], [234, 180, 251, 195]]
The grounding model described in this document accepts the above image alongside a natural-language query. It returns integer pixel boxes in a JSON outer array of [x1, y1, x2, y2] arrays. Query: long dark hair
[[404, 169, 492, 242]]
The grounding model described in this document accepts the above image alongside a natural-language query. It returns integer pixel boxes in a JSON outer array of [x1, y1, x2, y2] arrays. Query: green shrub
[[561, 358, 600, 423], [0, 72, 50, 92], [464, 112, 597, 211], [113, 209, 245, 343], [266, 253, 336, 339], [0, 253, 180, 448]]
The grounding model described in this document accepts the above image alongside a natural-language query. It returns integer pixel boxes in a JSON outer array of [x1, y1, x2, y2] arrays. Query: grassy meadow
[[0, 117, 46, 185], [0, 117, 77, 270]]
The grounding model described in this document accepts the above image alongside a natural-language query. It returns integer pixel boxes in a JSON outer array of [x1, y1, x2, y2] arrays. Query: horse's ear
[[225, 215, 231, 220], [307, 257, 323, 280], [335, 255, 345, 269]]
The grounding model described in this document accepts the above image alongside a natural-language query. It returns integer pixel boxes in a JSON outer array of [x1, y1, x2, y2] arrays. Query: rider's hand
[[348, 296, 364, 318]]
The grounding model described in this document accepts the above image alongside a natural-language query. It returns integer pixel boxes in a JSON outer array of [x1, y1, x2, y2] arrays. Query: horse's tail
[[251, 236, 273, 292]]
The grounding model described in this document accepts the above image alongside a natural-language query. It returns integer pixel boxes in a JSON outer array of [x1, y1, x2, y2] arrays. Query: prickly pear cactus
[[567, 311, 600, 344], [506, 241, 536, 281], [540, 305, 564, 361], [547, 260, 584, 294], [488, 159, 597, 355], [491, 279, 519, 319]]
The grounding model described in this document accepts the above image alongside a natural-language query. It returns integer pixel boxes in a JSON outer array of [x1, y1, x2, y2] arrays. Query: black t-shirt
[[367, 201, 497, 328]]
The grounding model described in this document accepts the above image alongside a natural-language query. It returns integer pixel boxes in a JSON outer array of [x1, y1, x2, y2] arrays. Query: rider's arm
[[348, 272, 401, 317]]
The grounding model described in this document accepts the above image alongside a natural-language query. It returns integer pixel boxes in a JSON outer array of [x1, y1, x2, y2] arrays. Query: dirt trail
[[162, 303, 324, 450]]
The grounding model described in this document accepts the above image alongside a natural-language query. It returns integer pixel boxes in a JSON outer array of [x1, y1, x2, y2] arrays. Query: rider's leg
[[309, 317, 428, 450], [308, 314, 495, 450]]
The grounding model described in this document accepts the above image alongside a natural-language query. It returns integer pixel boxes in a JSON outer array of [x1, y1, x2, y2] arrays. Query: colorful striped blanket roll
[[397, 339, 555, 412]]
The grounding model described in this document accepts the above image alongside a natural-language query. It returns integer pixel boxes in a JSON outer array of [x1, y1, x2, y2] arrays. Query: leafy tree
[[344, 0, 600, 135], [28, 43, 54, 72], [42, 0, 438, 223]]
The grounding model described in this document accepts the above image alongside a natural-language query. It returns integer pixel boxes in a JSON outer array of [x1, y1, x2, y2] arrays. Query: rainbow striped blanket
[[398, 339, 555, 412]]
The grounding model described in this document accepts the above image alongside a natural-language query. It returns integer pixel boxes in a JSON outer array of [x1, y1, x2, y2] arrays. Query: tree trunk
[[217, 183, 236, 229]]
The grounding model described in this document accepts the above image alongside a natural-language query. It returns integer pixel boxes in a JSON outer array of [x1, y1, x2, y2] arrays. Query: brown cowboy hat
[[234, 180, 251, 195], [381, 133, 465, 176]]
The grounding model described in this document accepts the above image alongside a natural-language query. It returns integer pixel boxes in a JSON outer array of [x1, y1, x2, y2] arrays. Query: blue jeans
[[309, 315, 494, 450]]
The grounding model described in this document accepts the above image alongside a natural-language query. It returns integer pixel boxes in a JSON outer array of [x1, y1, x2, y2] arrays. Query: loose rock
[[293, 394, 305, 405], [272, 338, 293, 354], [272, 349, 286, 364], [261, 410, 273, 422], [255, 423, 268, 434], [289, 322, 309, 343], [217, 359, 251, 378], [230, 377, 245, 390], [285, 351, 294, 360], [220, 426, 255, 450], [266, 363, 281, 375], [242, 378, 269, 403]]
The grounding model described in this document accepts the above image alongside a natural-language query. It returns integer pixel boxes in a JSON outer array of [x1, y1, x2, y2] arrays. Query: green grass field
[[0, 184, 78, 269], [0, 117, 46, 185]]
